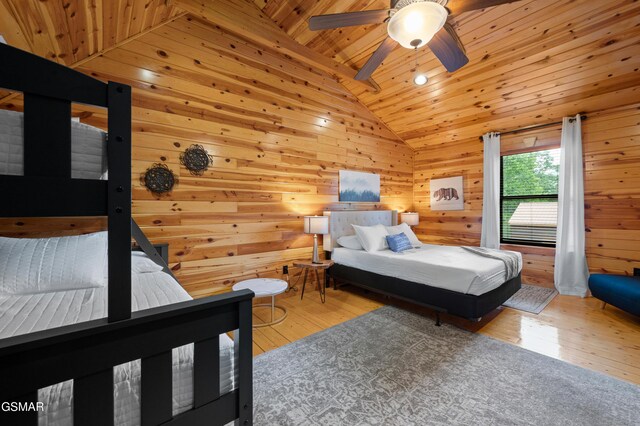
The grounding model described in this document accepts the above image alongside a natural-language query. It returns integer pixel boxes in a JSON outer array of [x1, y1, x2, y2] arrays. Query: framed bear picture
[[430, 176, 464, 211]]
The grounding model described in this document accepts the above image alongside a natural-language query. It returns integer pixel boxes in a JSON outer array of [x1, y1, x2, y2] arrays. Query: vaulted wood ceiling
[[259, 0, 640, 148], [1, 0, 638, 150], [0, 0, 185, 101], [0, 0, 183, 66]]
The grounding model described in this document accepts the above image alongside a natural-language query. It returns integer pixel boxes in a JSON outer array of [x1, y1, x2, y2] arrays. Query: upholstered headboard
[[323, 210, 397, 252]]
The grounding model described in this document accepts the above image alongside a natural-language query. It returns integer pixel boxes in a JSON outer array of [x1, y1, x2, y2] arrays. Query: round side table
[[293, 260, 334, 303], [232, 278, 288, 328]]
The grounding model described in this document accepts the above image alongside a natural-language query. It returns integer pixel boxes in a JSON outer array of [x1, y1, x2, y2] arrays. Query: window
[[500, 148, 560, 246]]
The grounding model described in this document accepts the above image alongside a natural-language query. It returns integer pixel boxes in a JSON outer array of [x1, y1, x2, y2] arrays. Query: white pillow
[[0, 232, 108, 295], [352, 224, 389, 252], [386, 223, 422, 247], [336, 235, 363, 250], [131, 251, 164, 273]]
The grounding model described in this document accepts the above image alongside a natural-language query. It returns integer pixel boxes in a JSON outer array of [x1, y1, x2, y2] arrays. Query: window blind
[[500, 148, 560, 246]]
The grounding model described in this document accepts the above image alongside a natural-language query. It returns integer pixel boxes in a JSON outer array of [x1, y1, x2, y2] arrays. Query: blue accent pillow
[[386, 232, 413, 253]]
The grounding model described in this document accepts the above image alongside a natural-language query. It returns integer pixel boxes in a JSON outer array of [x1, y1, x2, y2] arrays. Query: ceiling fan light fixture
[[387, 1, 448, 49]]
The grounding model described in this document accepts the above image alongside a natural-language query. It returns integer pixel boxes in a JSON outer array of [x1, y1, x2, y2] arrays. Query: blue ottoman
[[589, 274, 640, 317]]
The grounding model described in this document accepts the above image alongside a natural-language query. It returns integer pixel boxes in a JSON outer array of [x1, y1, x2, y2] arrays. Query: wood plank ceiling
[[2, 0, 637, 149], [259, 0, 640, 148], [0, 0, 185, 101], [0, 0, 183, 66]]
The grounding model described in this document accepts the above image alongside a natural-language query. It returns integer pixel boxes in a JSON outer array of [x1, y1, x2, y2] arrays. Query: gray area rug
[[503, 284, 558, 314], [254, 306, 639, 426]]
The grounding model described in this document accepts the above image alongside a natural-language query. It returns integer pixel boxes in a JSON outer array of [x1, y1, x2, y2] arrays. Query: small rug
[[253, 306, 640, 426], [502, 284, 558, 314]]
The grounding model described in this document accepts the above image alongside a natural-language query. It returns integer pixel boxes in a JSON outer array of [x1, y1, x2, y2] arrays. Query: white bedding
[[332, 244, 522, 295], [0, 109, 107, 179], [0, 270, 236, 425]]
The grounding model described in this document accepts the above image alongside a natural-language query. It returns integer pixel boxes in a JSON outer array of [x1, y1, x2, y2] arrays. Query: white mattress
[[0, 271, 236, 425], [0, 109, 107, 179], [332, 244, 522, 296]]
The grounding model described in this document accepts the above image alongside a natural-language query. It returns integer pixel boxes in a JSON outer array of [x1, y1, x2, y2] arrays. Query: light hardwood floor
[[250, 283, 640, 386]]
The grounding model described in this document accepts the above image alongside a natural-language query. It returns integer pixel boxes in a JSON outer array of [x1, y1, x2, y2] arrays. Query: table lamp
[[304, 215, 329, 264], [401, 212, 419, 227]]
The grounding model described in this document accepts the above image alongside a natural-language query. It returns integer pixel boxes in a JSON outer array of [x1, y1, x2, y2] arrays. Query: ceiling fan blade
[[447, 0, 523, 16], [355, 37, 398, 81], [309, 9, 389, 31], [428, 23, 469, 73]]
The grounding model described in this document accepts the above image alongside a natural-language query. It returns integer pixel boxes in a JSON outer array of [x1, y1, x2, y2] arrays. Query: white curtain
[[554, 115, 589, 296], [481, 132, 501, 249]]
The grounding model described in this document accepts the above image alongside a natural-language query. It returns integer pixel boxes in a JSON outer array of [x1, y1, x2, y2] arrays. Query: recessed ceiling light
[[413, 73, 428, 86], [411, 46, 428, 86]]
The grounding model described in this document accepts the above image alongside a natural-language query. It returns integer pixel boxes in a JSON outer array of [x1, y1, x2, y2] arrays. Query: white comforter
[[0, 271, 236, 425], [332, 244, 523, 295]]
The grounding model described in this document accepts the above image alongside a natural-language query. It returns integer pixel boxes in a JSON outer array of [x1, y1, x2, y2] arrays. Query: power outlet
[[283, 265, 289, 274], [634, 268, 640, 277]]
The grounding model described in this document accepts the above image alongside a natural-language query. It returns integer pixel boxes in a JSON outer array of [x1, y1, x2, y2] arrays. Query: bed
[[0, 254, 236, 425], [0, 42, 253, 426], [324, 210, 522, 323]]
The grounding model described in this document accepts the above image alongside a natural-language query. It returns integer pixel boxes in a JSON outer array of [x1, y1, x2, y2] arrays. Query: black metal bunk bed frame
[[0, 43, 253, 425]]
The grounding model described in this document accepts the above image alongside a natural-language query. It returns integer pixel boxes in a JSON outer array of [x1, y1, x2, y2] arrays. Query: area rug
[[254, 306, 639, 426], [502, 284, 558, 314]]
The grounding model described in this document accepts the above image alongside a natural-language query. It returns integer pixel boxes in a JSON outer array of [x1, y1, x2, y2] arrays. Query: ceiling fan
[[309, 0, 521, 82]]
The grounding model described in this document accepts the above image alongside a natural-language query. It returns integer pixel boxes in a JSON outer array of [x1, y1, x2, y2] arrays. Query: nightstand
[[293, 260, 334, 303]]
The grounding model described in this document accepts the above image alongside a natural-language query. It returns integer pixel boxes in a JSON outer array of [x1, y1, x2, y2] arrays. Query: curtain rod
[[478, 115, 588, 141]]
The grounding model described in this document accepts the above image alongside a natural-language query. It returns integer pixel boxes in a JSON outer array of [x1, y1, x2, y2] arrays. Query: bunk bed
[[0, 43, 254, 425]]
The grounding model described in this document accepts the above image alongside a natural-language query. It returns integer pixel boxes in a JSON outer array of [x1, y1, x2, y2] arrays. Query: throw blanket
[[462, 246, 521, 281]]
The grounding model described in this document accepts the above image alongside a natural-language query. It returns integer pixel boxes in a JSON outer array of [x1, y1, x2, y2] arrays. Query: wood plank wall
[[413, 104, 640, 288], [0, 16, 413, 297]]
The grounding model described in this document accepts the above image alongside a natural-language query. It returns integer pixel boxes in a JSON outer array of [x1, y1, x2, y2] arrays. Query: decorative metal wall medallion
[[180, 144, 213, 176], [140, 163, 177, 195]]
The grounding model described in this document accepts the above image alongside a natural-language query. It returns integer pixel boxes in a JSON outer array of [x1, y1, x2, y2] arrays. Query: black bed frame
[[0, 43, 253, 425], [327, 254, 522, 325]]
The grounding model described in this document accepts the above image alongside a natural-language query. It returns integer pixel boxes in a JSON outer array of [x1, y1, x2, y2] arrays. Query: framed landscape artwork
[[430, 176, 464, 210], [339, 170, 381, 202]]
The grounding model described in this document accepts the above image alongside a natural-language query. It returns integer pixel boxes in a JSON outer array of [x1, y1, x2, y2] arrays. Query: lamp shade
[[304, 215, 329, 235], [387, 2, 447, 49], [401, 212, 419, 226]]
